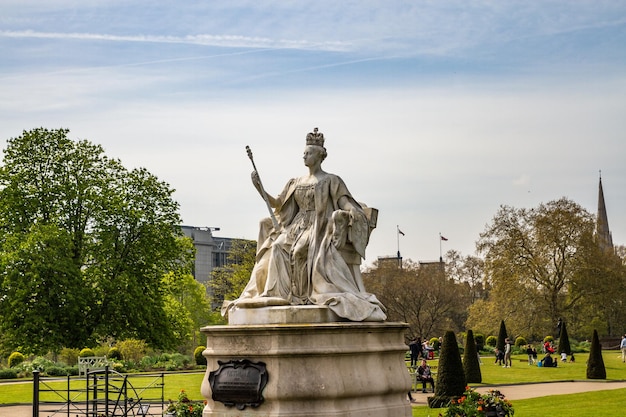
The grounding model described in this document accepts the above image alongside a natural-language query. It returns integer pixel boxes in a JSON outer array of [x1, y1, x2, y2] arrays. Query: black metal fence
[[33, 367, 166, 417]]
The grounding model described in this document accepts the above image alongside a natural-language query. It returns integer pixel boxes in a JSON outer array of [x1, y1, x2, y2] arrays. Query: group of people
[[407, 338, 436, 401], [494, 338, 513, 367], [408, 337, 436, 366]]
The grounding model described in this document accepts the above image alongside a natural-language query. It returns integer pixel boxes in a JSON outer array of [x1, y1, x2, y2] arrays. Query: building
[[596, 174, 614, 252], [180, 225, 233, 284]]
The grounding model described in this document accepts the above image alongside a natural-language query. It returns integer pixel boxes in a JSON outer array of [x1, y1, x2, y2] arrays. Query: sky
[[1, 1, 625, 265]]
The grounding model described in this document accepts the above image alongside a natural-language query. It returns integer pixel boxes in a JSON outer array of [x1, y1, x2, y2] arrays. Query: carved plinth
[[200, 317, 411, 417]]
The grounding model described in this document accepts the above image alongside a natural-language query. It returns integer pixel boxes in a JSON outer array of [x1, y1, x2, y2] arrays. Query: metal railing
[[33, 367, 166, 417]]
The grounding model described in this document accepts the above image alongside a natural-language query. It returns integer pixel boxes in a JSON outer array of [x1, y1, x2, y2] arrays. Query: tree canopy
[[0, 128, 194, 354]]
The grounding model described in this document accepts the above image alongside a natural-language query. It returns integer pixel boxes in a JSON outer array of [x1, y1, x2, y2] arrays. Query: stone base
[[200, 319, 411, 417], [227, 305, 349, 325]]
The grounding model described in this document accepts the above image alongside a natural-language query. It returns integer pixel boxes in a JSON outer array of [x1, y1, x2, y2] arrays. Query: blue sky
[[1, 1, 625, 264]]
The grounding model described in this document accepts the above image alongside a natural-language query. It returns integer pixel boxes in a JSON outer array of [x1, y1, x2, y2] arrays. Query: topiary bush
[[194, 346, 207, 366], [586, 329, 606, 379], [557, 321, 571, 356], [79, 348, 96, 357], [8, 352, 25, 368], [496, 320, 508, 352], [514, 336, 527, 347], [463, 329, 482, 384], [428, 330, 465, 408], [486, 335, 497, 347]]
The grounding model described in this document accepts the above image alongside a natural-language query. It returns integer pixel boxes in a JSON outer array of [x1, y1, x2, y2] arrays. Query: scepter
[[246, 146, 281, 230]]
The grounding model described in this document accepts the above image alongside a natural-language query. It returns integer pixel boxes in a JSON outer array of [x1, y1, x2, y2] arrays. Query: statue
[[222, 128, 386, 322]]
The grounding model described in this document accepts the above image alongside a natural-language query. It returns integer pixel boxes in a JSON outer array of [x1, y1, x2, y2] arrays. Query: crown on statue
[[306, 127, 325, 148]]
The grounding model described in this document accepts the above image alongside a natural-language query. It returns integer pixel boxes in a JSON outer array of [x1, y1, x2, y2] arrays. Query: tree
[[463, 329, 482, 383], [363, 259, 469, 339], [0, 128, 192, 352], [475, 198, 598, 338], [429, 330, 465, 408], [586, 329, 606, 379]]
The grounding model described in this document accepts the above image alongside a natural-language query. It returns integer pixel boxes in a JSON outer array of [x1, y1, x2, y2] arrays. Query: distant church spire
[[596, 171, 613, 251]]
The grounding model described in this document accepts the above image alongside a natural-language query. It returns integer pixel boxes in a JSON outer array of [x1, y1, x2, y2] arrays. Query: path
[[410, 380, 626, 406]]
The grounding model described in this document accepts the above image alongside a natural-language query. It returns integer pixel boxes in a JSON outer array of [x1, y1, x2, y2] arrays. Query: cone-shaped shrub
[[557, 321, 571, 356], [428, 330, 465, 408], [496, 320, 508, 352], [586, 329, 606, 379], [463, 329, 482, 383]]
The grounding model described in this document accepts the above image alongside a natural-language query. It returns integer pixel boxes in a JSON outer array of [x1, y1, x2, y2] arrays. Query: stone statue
[[222, 128, 386, 322]]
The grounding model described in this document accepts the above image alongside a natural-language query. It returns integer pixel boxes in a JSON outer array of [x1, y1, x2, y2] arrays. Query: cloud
[[0, 30, 352, 52]]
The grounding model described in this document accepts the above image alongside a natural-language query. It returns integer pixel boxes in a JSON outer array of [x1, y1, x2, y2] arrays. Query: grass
[[1, 350, 625, 416], [409, 349, 626, 416], [0, 371, 206, 404]]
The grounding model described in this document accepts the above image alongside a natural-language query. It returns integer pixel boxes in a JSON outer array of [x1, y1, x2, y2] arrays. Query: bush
[[514, 336, 527, 347], [0, 369, 18, 379], [463, 329, 482, 383], [45, 366, 69, 376], [59, 348, 80, 366], [194, 346, 207, 366], [107, 347, 122, 360], [543, 335, 554, 343], [486, 336, 497, 347], [8, 352, 25, 368], [586, 329, 606, 379], [79, 348, 96, 357], [428, 330, 465, 408], [117, 339, 146, 364]]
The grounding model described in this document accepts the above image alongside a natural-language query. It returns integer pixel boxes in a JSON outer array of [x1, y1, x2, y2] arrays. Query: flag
[[440, 235, 448, 241], [398, 229, 405, 236]]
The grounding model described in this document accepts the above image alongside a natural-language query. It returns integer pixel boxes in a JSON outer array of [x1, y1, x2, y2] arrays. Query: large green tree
[[0, 128, 193, 354], [472, 198, 599, 339]]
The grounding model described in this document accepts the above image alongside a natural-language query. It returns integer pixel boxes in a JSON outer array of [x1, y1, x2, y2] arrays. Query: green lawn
[[410, 349, 626, 417]]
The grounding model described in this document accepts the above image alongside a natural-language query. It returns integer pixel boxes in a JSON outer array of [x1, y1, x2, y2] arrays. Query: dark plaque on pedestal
[[208, 359, 268, 410]]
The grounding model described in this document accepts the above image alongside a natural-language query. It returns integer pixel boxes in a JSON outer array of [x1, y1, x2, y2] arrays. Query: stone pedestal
[[200, 309, 411, 417]]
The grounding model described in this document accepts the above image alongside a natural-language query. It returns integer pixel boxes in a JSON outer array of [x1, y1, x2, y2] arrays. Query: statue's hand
[[251, 171, 263, 193]]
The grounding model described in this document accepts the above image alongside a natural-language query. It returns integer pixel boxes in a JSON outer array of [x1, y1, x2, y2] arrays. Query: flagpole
[[439, 232, 443, 262], [397, 225, 401, 259]]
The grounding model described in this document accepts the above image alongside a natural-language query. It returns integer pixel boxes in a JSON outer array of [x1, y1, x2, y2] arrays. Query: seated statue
[[222, 128, 386, 322]]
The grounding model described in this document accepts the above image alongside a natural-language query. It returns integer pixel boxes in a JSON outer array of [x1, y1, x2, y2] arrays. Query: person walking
[[620, 334, 626, 363], [503, 338, 512, 368]]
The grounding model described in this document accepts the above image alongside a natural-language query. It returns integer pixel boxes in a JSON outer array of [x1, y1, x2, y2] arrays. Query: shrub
[[30, 357, 56, 372], [463, 329, 482, 384], [586, 329, 606, 379], [79, 348, 95, 357], [428, 330, 465, 408], [194, 346, 207, 366], [514, 336, 527, 347], [117, 339, 146, 364], [557, 321, 572, 355], [45, 366, 69, 376], [0, 369, 18, 379], [486, 335, 497, 347], [59, 348, 80, 366], [8, 352, 25, 368], [107, 347, 122, 360], [543, 335, 554, 343], [497, 320, 508, 352]]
